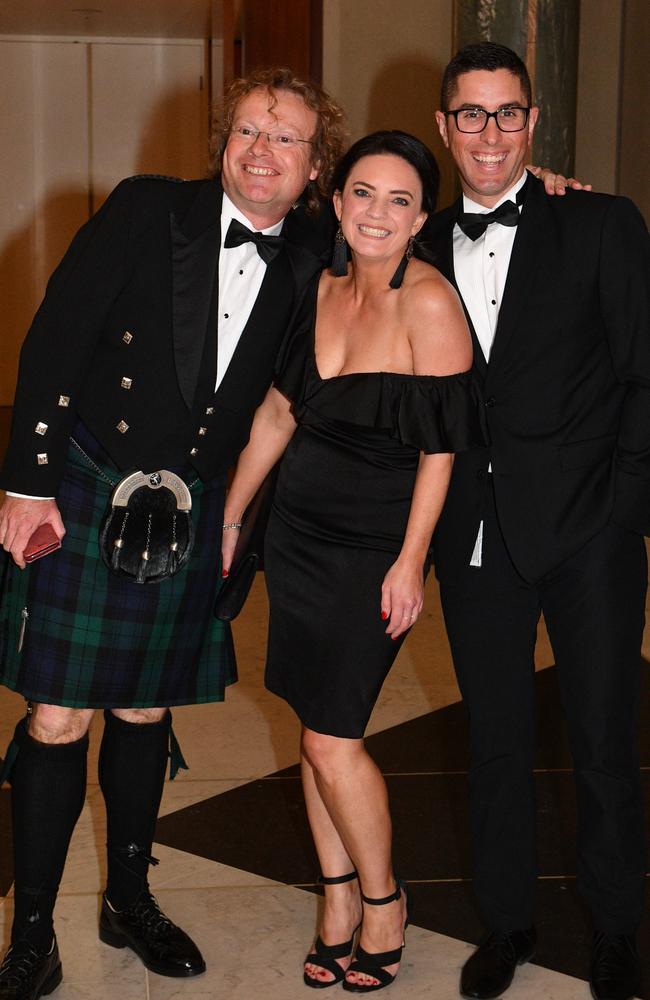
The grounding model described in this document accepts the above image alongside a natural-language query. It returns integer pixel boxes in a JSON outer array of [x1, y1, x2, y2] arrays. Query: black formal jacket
[[425, 176, 650, 585], [0, 176, 330, 495]]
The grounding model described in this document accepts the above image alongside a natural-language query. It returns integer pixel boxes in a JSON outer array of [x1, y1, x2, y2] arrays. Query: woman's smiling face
[[333, 153, 427, 264]]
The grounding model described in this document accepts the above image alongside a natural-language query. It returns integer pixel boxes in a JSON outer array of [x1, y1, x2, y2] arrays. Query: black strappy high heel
[[342, 876, 411, 993], [304, 870, 360, 990]]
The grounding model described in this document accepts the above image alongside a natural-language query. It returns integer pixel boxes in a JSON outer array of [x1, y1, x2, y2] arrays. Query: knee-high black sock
[[10, 717, 88, 949], [98, 710, 170, 911]]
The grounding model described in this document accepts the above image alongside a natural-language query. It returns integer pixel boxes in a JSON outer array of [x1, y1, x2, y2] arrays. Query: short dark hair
[[331, 130, 440, 215], [440, 42, 532, 111]]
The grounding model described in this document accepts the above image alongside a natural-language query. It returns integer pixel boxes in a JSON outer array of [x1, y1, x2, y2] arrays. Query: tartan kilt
[[0, 424, 236, 708]]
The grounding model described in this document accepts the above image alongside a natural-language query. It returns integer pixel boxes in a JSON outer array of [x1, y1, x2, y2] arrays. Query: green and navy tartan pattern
[[0, 424, 236, 708]]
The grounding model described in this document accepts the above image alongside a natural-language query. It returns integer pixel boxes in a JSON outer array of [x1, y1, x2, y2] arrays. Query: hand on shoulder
[[526, 164, 593, 194]]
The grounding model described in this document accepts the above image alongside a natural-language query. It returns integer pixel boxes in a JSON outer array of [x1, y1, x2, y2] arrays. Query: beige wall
[[322, 0, 457, 210], [558, 0, 648, 220], [575, 0, 623, 197], [0, 36, 208, 406], [619, 0, 649, 222]]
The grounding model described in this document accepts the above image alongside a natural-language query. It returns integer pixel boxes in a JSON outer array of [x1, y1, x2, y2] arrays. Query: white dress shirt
[[217, 191, 284, 390], [452, 170, 528, 565], [453, 170, 527, 363]]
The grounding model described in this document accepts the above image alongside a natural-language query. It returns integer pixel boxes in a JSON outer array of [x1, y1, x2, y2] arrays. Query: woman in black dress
[[222, 132, 483, 992]]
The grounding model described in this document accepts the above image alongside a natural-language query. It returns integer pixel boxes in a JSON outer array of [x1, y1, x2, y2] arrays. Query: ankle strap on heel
[[318, 870, 358, 886], [361, 878, 403, 906]]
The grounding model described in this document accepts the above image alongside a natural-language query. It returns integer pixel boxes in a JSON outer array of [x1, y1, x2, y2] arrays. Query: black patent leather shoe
[[460, 927, 536, 999], [590, 932, 640, 1000], [0, 938, 62, 1000], [99, 892, 206, 977]]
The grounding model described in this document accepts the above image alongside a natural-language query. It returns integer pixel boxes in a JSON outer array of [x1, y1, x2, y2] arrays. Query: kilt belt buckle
[[99, 469, 195, 585]]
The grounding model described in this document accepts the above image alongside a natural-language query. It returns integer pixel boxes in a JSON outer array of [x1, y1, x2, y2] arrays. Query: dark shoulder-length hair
[[330, 130, 440, 265], [330, 130, 440, 215]]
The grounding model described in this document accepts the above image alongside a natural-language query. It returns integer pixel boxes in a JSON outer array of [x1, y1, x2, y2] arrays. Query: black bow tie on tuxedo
[[224, 217, 284, 264], [457, 199, 520, 242]]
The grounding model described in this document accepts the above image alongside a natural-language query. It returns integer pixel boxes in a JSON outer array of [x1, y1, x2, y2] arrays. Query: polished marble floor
[[1, 560, 649, 999]]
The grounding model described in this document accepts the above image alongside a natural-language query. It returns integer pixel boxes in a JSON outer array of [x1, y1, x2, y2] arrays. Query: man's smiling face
[[436, 68, 538, 208], [221, 87, 319, 229]]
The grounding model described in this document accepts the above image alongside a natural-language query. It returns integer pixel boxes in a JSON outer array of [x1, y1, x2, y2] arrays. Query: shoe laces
[[0, 939, 48, 988], [128, 892, 174, 935]]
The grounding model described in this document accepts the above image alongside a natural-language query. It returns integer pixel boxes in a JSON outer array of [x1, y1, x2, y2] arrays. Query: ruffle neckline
[[274, 278, 486, 455]]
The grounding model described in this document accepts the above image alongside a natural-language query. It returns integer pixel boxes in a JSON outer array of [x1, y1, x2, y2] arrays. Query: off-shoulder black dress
[[264, 279, 484, 738]]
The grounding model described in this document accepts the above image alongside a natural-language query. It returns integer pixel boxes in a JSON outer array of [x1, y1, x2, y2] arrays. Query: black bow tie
[[457, 199, 520, 241], [224, 217, 284, 264]]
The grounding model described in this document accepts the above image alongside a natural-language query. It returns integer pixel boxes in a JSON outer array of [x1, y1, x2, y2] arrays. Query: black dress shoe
[[0, 938, 62, 1000], [590, 932, 640, 1000], [99, 891, 206, 977], [460, 927, 536, 999]]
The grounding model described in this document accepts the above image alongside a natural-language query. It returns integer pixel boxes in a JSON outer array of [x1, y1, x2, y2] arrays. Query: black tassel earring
[[389, 235, 415, 289], [331, 225, 349, 277]]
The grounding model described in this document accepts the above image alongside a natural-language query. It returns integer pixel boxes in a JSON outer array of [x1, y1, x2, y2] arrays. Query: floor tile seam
[[23, 870, 648, 901], [400, 876, 580, 885], [390, 872, 650, 884], [84, 767, 650, 785], [22, 879, 582, 897], [380, 767, 650, 775], [5, 878, 588, 900], [282, 875, 581, 886], [35, 883, 289, 900], [256, 767, 650, 779], [86, 777, 262, 785]]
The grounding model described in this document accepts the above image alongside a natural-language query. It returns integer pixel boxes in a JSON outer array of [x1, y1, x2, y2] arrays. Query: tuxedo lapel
[[170, 180, 222, 409], [284, 239, 326, 292], [487, 179, 544, 373]]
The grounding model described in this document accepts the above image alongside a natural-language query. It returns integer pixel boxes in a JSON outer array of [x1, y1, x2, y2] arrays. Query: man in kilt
[[0, 68, 345, 998]]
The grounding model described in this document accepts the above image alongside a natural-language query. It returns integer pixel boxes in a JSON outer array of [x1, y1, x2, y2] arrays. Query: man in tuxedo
[[0, 68, 344, 998], [428, 42, 649, 1000]]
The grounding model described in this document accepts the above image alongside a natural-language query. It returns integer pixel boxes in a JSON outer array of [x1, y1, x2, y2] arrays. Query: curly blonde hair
[[209, 67, 348, 214]]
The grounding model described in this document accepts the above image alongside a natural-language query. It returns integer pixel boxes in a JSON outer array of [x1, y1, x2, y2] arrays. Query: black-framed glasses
[[447, 106, 530, 133], [227, 126, 313, 147]]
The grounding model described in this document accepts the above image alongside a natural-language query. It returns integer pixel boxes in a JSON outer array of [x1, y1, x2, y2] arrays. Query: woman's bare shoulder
[[402, 261, 473, 375], [402, 259, 461, 316]]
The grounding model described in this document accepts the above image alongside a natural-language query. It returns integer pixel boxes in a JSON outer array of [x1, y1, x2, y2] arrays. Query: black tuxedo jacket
[[426, 176, 650, 585], [1, 176, 329, 495]]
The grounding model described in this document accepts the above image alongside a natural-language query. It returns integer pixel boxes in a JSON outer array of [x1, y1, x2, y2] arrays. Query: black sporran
[[99, 470, 195, 584]]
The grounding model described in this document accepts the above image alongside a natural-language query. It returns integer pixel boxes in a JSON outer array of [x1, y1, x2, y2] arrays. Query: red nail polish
[[381, 611, 388, 620], [222, 569, 229, 578]]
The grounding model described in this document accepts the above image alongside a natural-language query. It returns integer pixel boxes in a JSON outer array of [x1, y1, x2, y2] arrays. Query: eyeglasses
[[447, 106, 530, 133], [227, 126, 313, 148]]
